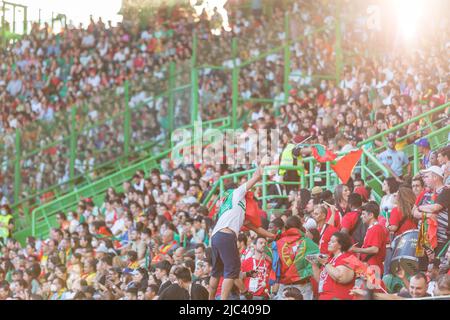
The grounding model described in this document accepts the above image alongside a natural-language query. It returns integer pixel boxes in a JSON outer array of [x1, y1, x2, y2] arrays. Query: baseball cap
[[95, 243, 109, 254], [311, 186, 323, 196], [421, 166, 444, 178], [415, 138, 430, 148]]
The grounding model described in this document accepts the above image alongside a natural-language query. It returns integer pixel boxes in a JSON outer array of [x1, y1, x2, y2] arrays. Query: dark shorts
[[211, 231, 240, 279]]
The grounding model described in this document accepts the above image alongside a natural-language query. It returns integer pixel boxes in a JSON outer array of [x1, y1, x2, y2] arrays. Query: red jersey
[[360, 223, 387, 272], [241, 256, 271, 297], [326, 208, 342, 229], [318, 224, 339, 255], [341, 210, 359, 232], [388, 207, 417, 237], [318, 252, 356, 300]]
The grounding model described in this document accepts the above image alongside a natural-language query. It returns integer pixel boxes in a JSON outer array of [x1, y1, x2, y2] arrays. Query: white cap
[[303, 217, 317, 231], [421, 166, 444, 178]]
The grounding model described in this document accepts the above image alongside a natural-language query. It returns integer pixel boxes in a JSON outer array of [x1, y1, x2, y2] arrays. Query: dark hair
[[298, 189, 311, 210], [361, 201, 380, 219], [147, 284, 159, 294], [101, 255, 113, 267], [224, 182, 238, 190], [126, 286, 138, 296], [183, 260, 196, 274], [412, 175, 424, 187], [54, 278, 66, 289], [331, 232, 353, 252], [271, 217, 285, 231], [237, 233, 248, 245], [283, 287, 303, 300], [411, 272, 428, 283], [437, 146, 450, 160], [385, 177, 400, 194], [26, 264, 41, 279], [320, 190, 334, 203], [85, 258, 97, 272], [127, 250, 138, 262], [174, 267, 192, 283], [138, 228, 150, 239], [285, 215, 305, 232], [195, 243, 206, 251], [308, 229, 320, 244], [348, 193, 363, 209], [72, 291, 86, 300], [155, 260, 172, 274], [56, 212, 67, 220]]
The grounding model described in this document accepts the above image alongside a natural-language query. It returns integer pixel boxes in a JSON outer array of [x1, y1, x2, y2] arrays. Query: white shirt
[[212, 183, 247, 237], [111, 218, 126, 235]]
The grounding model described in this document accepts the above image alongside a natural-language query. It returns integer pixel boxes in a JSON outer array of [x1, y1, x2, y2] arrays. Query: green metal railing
[[19, 103, 449, 244], [3, 5, 343, 219], [200, 114, 449, 216], [201, 148, 390, 216], [3, 60, 194, 220], [8, 0, 450, 244], [14, 116, 231, 244]]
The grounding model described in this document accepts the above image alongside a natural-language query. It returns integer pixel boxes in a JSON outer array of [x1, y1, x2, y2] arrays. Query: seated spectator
[[308, 232, 356, 300]]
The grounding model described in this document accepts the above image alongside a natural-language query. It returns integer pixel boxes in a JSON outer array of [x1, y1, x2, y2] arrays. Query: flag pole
[[294, 135, 314, 148]]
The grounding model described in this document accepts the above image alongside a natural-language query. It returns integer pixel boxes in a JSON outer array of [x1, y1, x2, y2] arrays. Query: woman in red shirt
[[388, 186, 418, 237], [308, 232, 356, 300]]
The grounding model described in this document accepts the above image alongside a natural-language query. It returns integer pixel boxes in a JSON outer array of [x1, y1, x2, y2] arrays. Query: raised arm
[[244, 155, 272, 191]]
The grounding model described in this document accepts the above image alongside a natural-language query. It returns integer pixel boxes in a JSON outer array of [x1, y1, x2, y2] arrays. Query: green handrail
[[24, 116, 232, 240], [200, 135, 445, 216], [357, 102, 449, 148]]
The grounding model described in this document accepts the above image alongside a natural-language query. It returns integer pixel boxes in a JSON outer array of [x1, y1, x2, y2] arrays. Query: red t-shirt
[[241, 256, 271, 297], [341, 210, 359, 232], [360, 223, 387, 272], [319, 224, 339, 255], [326, 208, 342, 229], [388, 207, 417, 237], [318, 251, 356, 300]]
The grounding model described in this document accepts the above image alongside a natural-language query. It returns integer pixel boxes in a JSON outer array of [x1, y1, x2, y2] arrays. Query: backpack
[[350, 212, 368, 246]]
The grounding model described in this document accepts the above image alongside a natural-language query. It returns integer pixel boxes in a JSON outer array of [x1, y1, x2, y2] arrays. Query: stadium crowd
[[1, 0, 448, 207], [0, 0, 449, 300], [0, 146, 449, 299]]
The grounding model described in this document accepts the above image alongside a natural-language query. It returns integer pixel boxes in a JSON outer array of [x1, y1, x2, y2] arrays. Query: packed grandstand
[[0, 0, 449, 300]]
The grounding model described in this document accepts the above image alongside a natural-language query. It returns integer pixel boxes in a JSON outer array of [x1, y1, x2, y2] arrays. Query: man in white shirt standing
[[209, 156, 276, 300]]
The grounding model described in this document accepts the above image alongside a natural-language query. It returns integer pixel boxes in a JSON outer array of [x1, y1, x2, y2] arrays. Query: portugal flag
[[295, 144, 338, 162], [310, 144, 338, 163], [270, 228, 319, 284]]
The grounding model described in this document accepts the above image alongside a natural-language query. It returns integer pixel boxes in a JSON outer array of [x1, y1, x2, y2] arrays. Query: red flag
[[343, 254, 368, 275], [242, 191, 262, 230], [331, 149, 363, 184]]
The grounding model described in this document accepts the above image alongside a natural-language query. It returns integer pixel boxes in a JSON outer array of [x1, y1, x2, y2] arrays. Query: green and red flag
[[270, 228, 319, 284], [330, 149, 363, 184], [310, 144, 338, 162], [296, 144, 337, 162]]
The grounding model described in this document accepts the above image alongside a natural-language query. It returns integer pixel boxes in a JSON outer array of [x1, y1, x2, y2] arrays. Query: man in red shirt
[[341, 193, 367, 244], [351, 202, 387, 275], [241, 237, 272, 300]]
